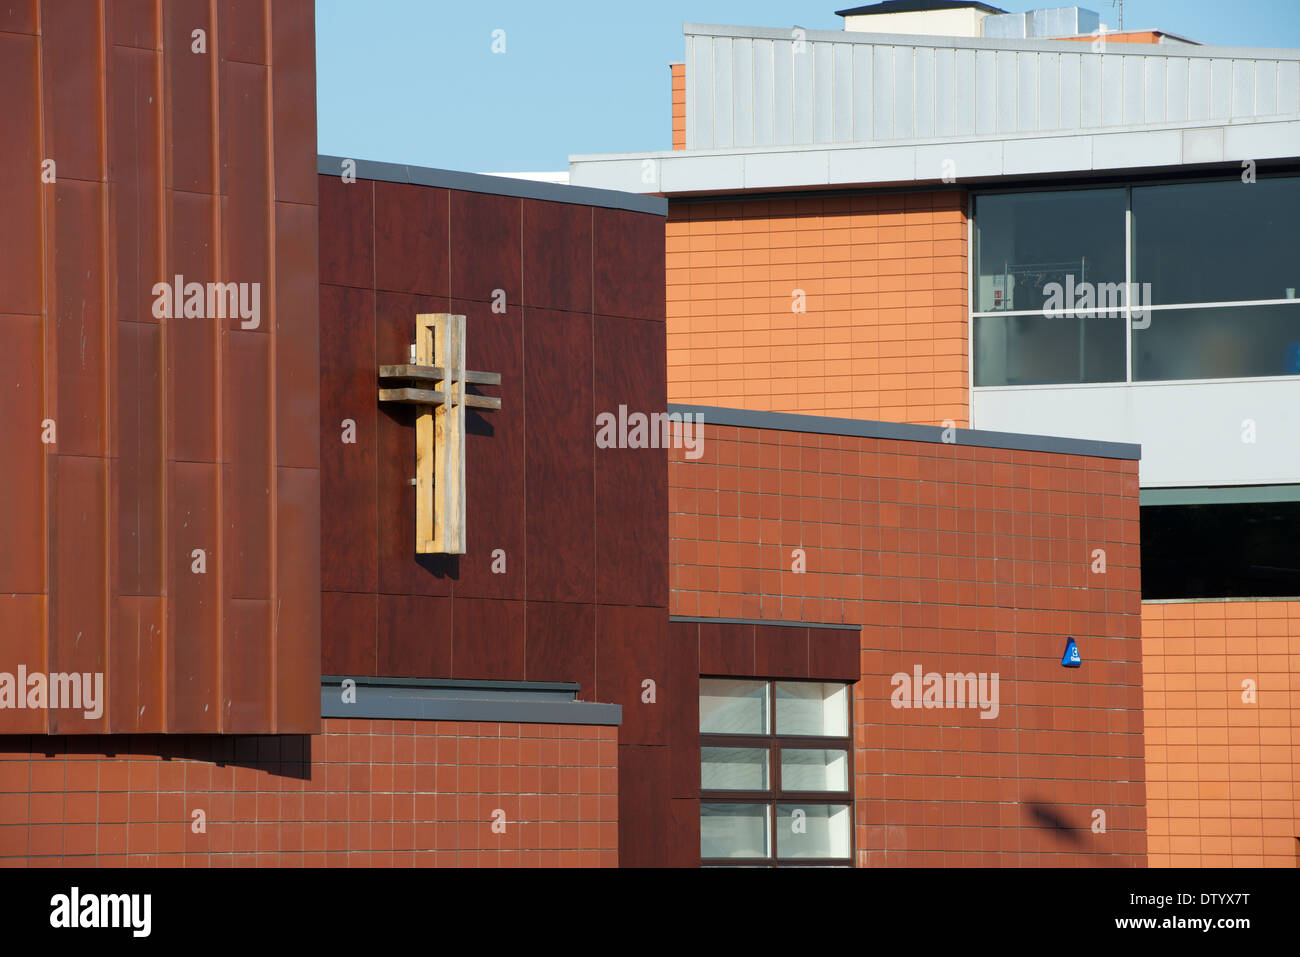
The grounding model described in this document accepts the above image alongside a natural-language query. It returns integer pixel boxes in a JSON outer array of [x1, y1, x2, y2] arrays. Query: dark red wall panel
[[318, 174, 669, 861]]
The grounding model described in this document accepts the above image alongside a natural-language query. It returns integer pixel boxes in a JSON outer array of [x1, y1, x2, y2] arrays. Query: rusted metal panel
[[2, 2, 321, 735]]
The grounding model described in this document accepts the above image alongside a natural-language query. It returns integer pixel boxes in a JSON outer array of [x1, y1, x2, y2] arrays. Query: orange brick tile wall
[[666, 192, 969, 426], [1142, 600, 1300, 867], [0, 719, 618, 867], [670, 423, 1147, 865], [671, 63, 685, 150]]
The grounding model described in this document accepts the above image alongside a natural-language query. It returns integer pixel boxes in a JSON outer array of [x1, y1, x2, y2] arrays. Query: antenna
[[1110, 0, 1124, 30]]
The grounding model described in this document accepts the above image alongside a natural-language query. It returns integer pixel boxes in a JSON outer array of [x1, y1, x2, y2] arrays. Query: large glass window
[[973, 176, 1300, 387], [1132, 177, 1300, 305], [699, 678, 854, 867], [1141, 499, 1300, 600]]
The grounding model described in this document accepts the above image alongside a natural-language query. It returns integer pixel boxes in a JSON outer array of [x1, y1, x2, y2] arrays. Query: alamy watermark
[[0, 666, 103, 719], [890, 665, 1000, 719], [151, 274, 261, 329], [595, 405, 704, 459], [1041, 275, 1152, 329]]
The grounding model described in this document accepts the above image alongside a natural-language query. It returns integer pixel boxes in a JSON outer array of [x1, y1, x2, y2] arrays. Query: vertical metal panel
[[996, 50, 1017, 133], [1210, 58, 1232, 119], [1231, 59, 1255, 117], [1038, 52, 1059, 131], [733, 37, 754, 147], [1080, 52, 1102, 127], [684, 35, 696, 149], [1188, 57, 1211, 120], [1017, 51, 1038, 131], [791, 40, 814, 143], [974, 49, 996, 135], [893, 46, 914, 139], [773, 38, 793, 145], [852, 43, 872, 142], [955, 48, 976, 136], [713, 37, 734, 149], [1255, 60, 1277, 116], [1279, 60, 1300, 114], [813, 42, 834, 143], [1060, 52, 1080, 129], [874, 45, 894, 140], [1166, 56, 1189, 122], [692, 36, 713, 149], [914, 46, 934, 138], [1123, 55, 1145, 124], [832, 43, 853, 142], [934, 47, 955, 137], [1101, 55, 1123, 125], [754, 38, 774, 146], [1144, 57, 1167, 125]]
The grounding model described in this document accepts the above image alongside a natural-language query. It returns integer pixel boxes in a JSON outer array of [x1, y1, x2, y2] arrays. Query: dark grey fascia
[[1141, 484, 1300, 506], [670, 403, 1141, 461], [670, 616, 862, 631], [321, 675, 621, 726], [317, 154, 667, 217]]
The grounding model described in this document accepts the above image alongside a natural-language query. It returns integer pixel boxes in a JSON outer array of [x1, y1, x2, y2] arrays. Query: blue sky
[[315, 0, 1300, 174]]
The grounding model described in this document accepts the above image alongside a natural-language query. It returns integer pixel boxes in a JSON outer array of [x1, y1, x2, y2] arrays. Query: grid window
[[699, 678, 854, 867]]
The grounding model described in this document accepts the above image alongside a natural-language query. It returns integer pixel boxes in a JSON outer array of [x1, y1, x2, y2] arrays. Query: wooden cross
[[377, 314, 501, 554]]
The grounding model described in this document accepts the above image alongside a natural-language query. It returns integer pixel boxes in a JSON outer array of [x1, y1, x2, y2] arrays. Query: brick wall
[[665, 192, 968, 426], [670, 422, 1147, 865], [0, 719, 618, 867], [671, 63, 685, 149], [1143, 599, 1299, 867]]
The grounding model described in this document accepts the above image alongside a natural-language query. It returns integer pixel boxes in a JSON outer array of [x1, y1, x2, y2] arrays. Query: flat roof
[[318, 154, 667, 216], [837, 1, 1007, 15]]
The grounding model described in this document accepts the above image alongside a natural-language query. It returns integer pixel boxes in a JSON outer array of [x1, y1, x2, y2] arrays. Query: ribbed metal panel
[[681, 25, 1300, 150]]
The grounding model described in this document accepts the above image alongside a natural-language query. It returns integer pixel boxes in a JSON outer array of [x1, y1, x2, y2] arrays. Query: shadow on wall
[[1025, 798, 1084, 846], [1, 735, 314, 781]]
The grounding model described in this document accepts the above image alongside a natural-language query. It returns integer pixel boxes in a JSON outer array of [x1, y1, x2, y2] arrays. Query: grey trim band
[[1141, 484, 1300, 506], [317, 154, 667, 216], [682, 22, 1300, 60], [671, 616, 861, 632], [320, 676, 621, 726], [669, 404, 1142, 460]]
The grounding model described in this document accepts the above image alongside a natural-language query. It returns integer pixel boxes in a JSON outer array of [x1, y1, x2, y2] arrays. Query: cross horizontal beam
[[378, 364, 502, 387], [377, 387, 502, 410]]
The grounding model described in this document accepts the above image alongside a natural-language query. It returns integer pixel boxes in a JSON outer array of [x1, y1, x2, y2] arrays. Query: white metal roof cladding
[[681, 23, 1300, 152]]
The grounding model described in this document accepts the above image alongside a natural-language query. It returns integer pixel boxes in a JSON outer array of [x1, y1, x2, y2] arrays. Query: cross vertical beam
[[378, 313, 501, 556]]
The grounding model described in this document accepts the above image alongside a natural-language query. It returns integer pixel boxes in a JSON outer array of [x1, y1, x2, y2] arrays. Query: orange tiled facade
[[666, 192, 969, 426], [1142, 600, 1300, 867], [669, 422, 1146, 865], [0, 719, 618, 867], [671, 62, 685, 150]]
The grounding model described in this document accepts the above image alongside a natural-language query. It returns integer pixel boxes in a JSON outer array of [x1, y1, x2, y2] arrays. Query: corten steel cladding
[[0, 0, 320, 735]]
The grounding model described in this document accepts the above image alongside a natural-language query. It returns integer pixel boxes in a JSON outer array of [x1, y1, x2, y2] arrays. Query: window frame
[[699, 677, 854, 867], [969, 172, 1300, 389]]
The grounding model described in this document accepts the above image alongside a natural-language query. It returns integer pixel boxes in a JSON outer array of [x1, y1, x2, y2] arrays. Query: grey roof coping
[[320, 675, 621, 726], [682, 22, 1300, 60], [671, 615, 863, 631], [1140, 484, 1300, 506], [669, 403, 1142, 460], [317, 154, 668, 216], [569, 117, 1300, 196]]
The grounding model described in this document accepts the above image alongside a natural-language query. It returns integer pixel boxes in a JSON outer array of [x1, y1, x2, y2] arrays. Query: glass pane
[[702, 747, 769, 791], [699, 678, 769, 734], [774, 682, 849, 737], [974, 188, 1127, 313], [776, 804, 851, 859], [974, 312, 1126, 386], [701, 803, 770, 859], [781, 748, 849, 792], [1133, 177, 1300, 305], [1132, 303, 1300, 381]]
